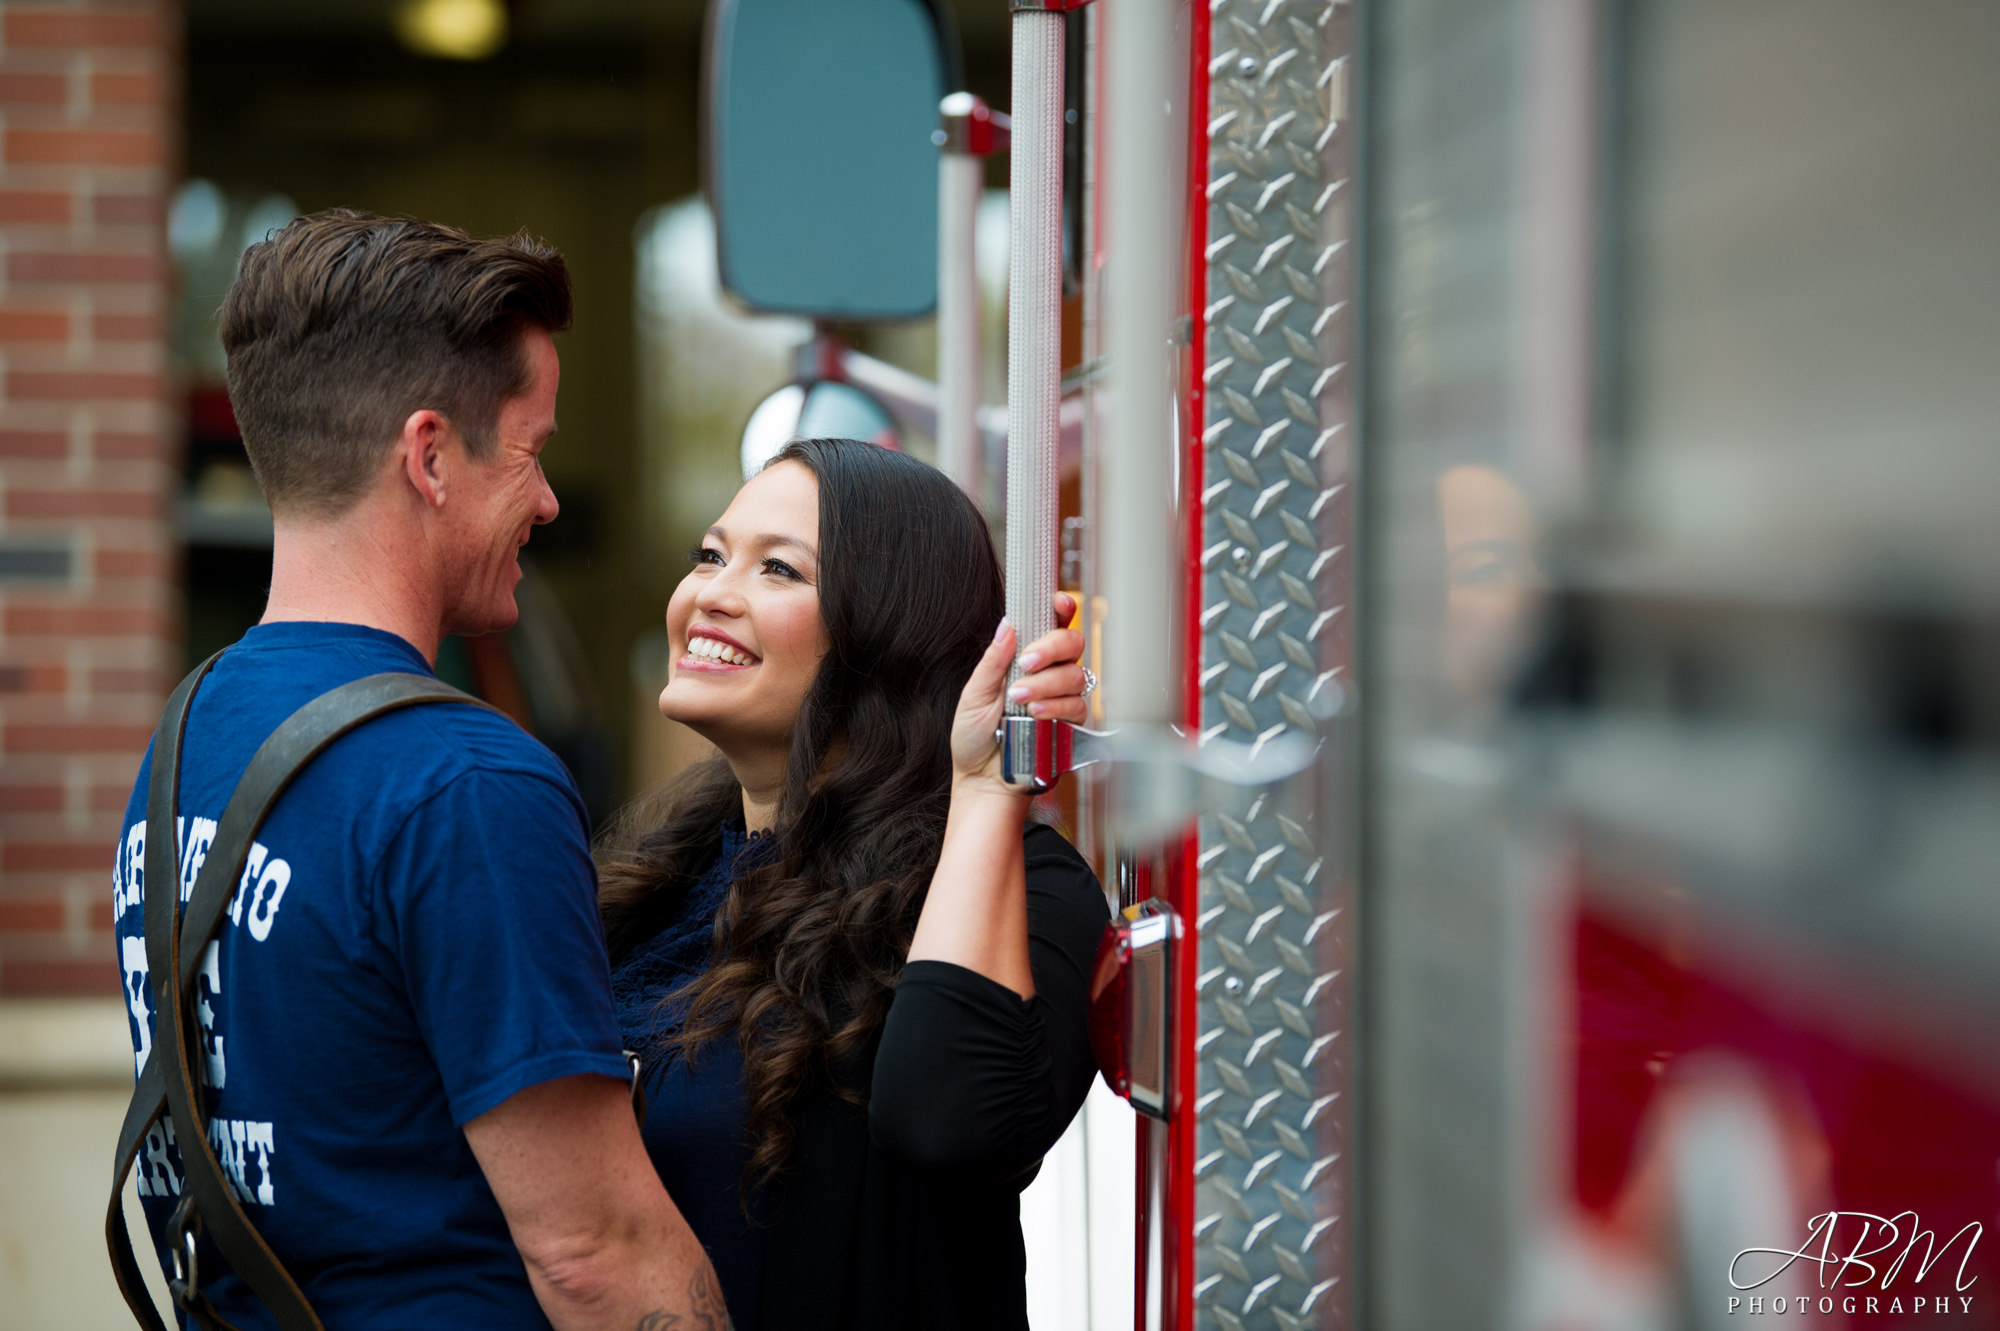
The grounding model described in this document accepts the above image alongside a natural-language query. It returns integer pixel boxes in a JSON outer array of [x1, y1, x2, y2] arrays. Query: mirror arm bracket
[[938, 92, 1011, 156]]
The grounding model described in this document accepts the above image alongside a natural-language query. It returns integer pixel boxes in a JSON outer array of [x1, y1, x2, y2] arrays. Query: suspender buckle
[[166, 1199, 202, 1311]]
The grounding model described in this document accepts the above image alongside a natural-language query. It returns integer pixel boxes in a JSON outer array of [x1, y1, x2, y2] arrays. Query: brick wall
[[0, 1, 178, 996]]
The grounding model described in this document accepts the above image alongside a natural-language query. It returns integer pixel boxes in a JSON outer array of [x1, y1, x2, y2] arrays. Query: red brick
[[5, 457, 161, 490], [0, 784, 63, 813], [4, 604, 168, 640], [6, 126, 163, 167], [91, 781, 136, 811], [94, 548, 168, 579], [0, 189, 71, 223], [2, 586, 155, 613], [0, 71, 67, 105], [0, 899, 66, 930], [6, 370, 164, 402], [89, 665, 165, 694], [4, 720, 156, 752], [94, 430, 167, 460], [91, 310, 159, 342], [0, 955, 120, 998], [7, 250, 162, 284], [89, 69, 164, 107], [3, 10, 166, 50], [0, 308, 69, 342], [0, 662, 67, 694], [92, 191, 159, 226], [0, 429, 68, 459], [3, 841, 111, 872], [6, 488, 160, 519]]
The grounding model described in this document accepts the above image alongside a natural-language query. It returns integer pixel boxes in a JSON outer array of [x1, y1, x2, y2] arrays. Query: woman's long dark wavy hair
[[595, 437, 1006, 1187]]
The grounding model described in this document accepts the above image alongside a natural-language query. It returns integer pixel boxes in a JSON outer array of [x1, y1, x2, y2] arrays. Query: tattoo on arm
[[689, 1264, 733, 1331], [632, 1267, 730, 1331]]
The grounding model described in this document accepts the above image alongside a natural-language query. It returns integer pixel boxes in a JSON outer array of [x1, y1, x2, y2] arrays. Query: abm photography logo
[[1730, 1212, 1981, 1317]]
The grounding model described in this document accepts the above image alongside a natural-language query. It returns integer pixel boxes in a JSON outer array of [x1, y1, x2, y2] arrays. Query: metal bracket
[[1084, 723, 1319, 845], [936, 91, 1011, 156], [999, 716, 1318, 839], [1089, 897, 1180, 1118]]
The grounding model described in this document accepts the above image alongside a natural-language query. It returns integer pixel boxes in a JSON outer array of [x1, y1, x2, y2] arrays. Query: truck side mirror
[[705, 0, 958, 320]]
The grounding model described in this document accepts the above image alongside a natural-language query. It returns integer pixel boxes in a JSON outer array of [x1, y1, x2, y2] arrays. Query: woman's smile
[[680, 626, 761, 671]]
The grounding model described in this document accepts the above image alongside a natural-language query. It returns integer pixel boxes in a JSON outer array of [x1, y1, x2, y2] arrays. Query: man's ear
[[399, 409, 452, 509]]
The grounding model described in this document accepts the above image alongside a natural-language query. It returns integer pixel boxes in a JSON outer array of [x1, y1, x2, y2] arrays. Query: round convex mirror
[[740, 380, 902, 478]]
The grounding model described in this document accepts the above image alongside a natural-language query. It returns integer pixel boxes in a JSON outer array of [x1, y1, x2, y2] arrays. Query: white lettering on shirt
[[197, 942, 226, 1089], [245, 1122, 276, 1205], [121, 934, 152, 1077], [120, 812, 291, 942], [245, 856, 292, 943], [229, 842, 269, 929], [116, 794, 294, 1219], [117, 822, 146, 919], [207, 1117, 277, 1207], [138, 1119, 182, 1199], [210, 1117, 246, 1202], [179, 816, 217, 904]]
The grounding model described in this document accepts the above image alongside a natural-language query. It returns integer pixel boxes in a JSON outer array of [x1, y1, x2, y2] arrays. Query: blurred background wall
[[0, 0, 1012, 1321], [0, 4, 177, 1320], [0, 0, 177, 1003]]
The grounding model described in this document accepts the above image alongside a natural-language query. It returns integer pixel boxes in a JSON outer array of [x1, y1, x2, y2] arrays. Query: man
[[112, 210, 728, 1329]]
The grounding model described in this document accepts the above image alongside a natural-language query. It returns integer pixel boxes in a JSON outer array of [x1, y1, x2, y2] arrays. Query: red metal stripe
[[1183, 7, 1210, 737], [1170, 1, 1213, 1327]]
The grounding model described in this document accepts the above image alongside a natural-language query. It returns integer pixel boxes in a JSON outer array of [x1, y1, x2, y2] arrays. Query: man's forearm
[[465, 1075, 735, 1331], [526, 1237, 733, 1331]]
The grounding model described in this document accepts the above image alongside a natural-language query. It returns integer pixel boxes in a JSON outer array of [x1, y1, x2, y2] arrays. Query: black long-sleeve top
[[755, 822, 1112, 1330]]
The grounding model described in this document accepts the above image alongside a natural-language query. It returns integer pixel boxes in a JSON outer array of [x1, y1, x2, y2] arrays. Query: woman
[[597, 437, 1110, 1331]]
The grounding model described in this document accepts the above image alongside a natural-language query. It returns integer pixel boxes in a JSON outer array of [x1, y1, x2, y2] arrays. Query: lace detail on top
[[611, 820, 770, 1047]]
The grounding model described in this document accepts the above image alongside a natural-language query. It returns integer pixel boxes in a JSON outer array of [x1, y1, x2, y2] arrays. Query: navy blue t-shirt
[[112, 622, 632, 1329]]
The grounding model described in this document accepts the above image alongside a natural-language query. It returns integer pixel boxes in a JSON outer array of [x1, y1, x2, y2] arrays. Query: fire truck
[[704, 1, 2000, 1327]]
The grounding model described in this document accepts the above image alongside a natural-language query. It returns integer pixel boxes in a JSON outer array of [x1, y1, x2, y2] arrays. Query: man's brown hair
[[219, 208, 573, 519]]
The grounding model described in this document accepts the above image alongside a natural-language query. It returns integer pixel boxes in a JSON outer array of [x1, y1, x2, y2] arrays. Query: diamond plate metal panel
[[1196, 0, 1357, 1326]]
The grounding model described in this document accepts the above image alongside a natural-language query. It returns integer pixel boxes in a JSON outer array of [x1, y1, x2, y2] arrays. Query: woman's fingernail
[[1007, 685, 1030, 702], [1029, 701, 1048, 716], [1018, 651, 1042, 671], [993, 616, 1011, 643]]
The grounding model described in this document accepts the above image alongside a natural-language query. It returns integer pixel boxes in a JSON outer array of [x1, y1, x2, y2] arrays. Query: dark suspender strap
[[107, 651, 222, 1331], [109, 666, 497, 1331]]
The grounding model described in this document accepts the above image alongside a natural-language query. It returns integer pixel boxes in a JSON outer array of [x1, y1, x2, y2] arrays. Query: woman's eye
[[763, 559, 802, 581], [688, 546, 724, 567]]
